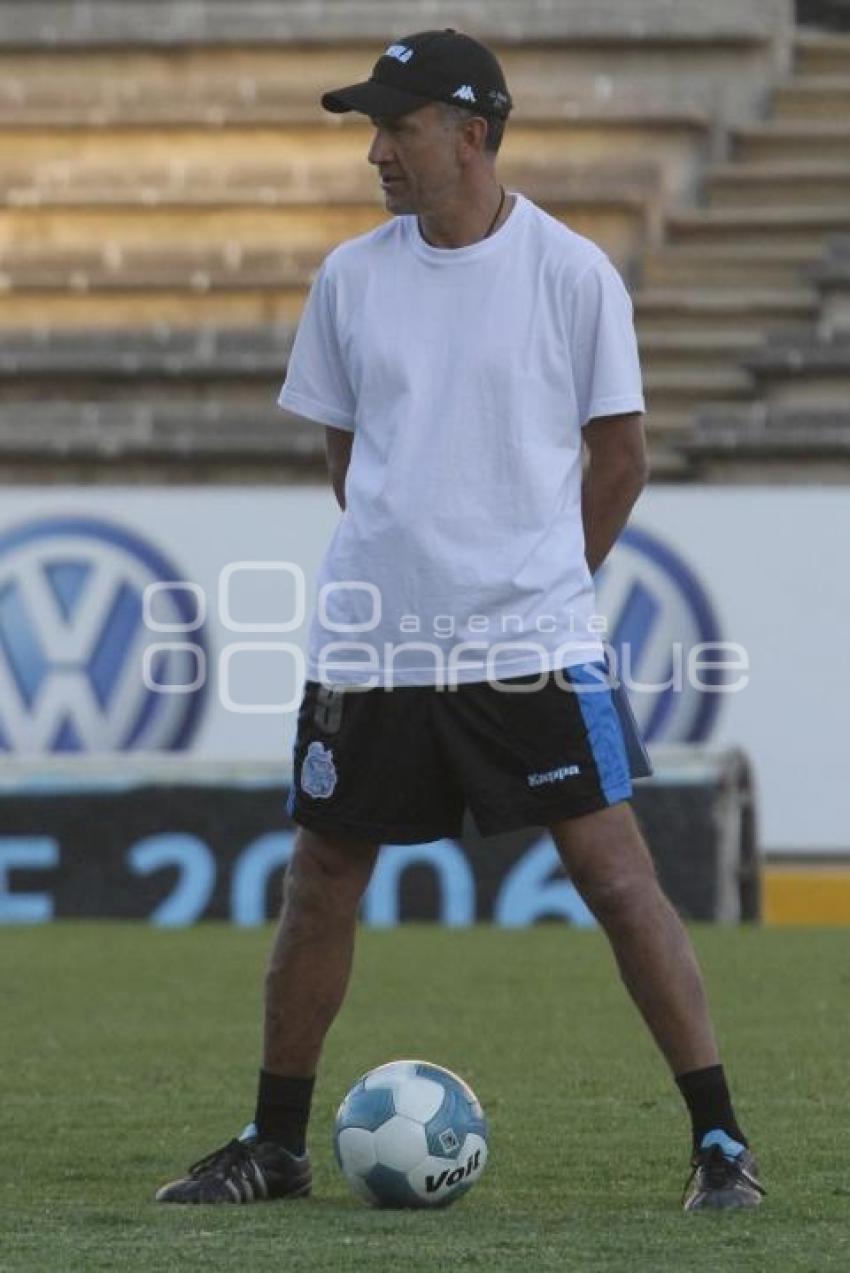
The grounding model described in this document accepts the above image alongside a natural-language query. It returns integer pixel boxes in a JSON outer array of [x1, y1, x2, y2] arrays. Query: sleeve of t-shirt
[[277, 258, 357, 432], [569, 256, 645, 428]]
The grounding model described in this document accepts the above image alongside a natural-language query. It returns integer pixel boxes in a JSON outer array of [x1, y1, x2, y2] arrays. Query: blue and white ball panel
[[407, 1133, 488, 1205], [334, 1079, 395, 1136], [363, 1162, 422, 1208], [416, 1071, 488, 1158], [413, 1061, 483, 1111], [336, 1126, 377, 1173], [392, 1076, 445, 1123], [363, 1059, 420, 1090], [371, 1116, 428, 1173]]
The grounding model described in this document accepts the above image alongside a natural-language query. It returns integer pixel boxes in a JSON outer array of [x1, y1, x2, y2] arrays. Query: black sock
[[254, 1070, 315, 1155], [675, 1064, 748, 1153]]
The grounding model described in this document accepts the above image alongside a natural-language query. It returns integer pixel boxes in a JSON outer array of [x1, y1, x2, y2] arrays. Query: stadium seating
[[682, 233, 850, 477], [1, 0, 847, 479], [636, 26, 850, 474]]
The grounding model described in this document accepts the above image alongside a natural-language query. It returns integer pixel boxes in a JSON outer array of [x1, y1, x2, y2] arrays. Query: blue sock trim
[[700, 1129, 745, 1159]]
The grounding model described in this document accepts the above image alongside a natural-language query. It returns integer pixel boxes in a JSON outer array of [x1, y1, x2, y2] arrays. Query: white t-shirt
[[279, 192, 645, 688]]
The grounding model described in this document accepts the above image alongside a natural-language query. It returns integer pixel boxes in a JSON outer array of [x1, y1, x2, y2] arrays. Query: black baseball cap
[[321, 29, 513, 121]]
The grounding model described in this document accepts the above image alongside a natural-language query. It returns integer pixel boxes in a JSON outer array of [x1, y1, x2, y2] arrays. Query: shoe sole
[[156, 1180, 312, 1204], [684, 1193, 763, 1213]]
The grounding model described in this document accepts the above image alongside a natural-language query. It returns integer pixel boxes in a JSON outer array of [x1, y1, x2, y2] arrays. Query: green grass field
[[2, 924, 849, 1272]]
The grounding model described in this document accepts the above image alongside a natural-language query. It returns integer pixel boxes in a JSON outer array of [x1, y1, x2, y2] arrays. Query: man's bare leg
[[263, 826, 379, 1076], [549, 801, 718, 1074], [548, 801, 763, 1209], [155, 825, 379, 1203]]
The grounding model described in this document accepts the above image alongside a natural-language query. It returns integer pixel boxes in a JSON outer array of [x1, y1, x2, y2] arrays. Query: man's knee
[[549, 803, 661, 923], [574, 864, 661, 927], [284, 827, 379, 914]]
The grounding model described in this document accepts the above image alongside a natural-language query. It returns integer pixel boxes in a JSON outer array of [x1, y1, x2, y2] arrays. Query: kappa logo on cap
[[452, 84, 477, 103], [385, 43, 414, 64]]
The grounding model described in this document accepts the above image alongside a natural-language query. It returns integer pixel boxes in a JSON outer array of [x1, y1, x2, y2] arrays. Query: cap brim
[[321, 79, 434, 118]]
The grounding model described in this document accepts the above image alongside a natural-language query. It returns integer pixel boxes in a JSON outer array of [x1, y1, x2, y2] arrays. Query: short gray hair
[[437, 101, 506, 155]]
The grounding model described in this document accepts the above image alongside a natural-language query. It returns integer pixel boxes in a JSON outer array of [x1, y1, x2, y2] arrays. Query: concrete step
[[795, 30, 850, 76], [0, 398, 690, 483], [634, 288, 821, 334], [1, 283, 816, 339], [0, 0, 800, 46], [745, 335, 850, 375], [642, 408, 699, 438], [643, 411, 701, 479], [772, 75, 850, 118], [643, 366, 754, 412], [684, 402, 850, 473], [705, 161, 850, 209], [0, 327, 291, 406], [0, 200, 645, 274], [0, 324, 294, 379], [0, 118, 706, 213], [0, 203, 386, 251], [640, 244, 821, 289], [0, 246, 323, 292], [0, 79, 713, 134], [730, 120, 850, 163], [0, 41, 724, 126], [812, 242, 850, 330], [665, 206, 850, 249], [638, 329, 767, 372], [0, 378, 281, 407], [0, 192, 642, 330], [0, 400, 324, 466], [0, 290, 307, 330], [0, 28, 785, 129], [0, 159, 660, 213], [743, 335, 850, 407], [645, 404, 739, 464], [0, 115, 708, 148], [641, 445, 694, 481]]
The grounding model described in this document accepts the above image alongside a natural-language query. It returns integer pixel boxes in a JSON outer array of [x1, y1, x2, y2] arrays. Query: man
[[157, 29, 763, 1212]]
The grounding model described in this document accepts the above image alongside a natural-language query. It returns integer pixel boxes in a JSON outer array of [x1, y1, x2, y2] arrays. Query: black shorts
[[287, 662, 633, 844]]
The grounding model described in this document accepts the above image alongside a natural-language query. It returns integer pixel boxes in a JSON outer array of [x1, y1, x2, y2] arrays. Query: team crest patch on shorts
[[300, 741, 338, 799]]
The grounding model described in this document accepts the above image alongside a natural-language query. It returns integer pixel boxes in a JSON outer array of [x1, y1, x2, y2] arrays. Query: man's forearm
[[582, 462, 646, 576]]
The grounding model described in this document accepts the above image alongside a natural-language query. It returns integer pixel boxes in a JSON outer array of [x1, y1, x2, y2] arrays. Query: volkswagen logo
[[595, 525, 725, 743], [0, 516, 207, 753]]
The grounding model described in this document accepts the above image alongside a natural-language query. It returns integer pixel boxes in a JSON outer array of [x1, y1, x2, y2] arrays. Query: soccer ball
[[333, 1059, 489, 1208]]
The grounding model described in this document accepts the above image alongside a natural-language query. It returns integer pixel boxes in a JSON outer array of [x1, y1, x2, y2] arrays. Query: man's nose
[[367, 130, 393, 166]]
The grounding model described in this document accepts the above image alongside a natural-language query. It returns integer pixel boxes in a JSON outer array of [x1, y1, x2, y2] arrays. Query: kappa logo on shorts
[[527, 764, 581, 788], [300, 740, 338, 799]]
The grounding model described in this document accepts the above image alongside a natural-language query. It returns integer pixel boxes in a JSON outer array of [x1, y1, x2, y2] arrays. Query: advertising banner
[[0, 486, 845, 855], [0, 760, 749, 926]]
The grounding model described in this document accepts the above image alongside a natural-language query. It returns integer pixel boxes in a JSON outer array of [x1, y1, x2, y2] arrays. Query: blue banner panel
[[0, 774, 748, 926]]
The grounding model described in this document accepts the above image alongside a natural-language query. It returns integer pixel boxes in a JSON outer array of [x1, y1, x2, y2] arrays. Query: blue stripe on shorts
[[568, 661, 633, 805]]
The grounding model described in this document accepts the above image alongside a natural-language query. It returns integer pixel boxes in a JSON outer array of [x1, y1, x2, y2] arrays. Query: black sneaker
[[682, 1131, 765, 1213], [155, 1126, 312, 1205]]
